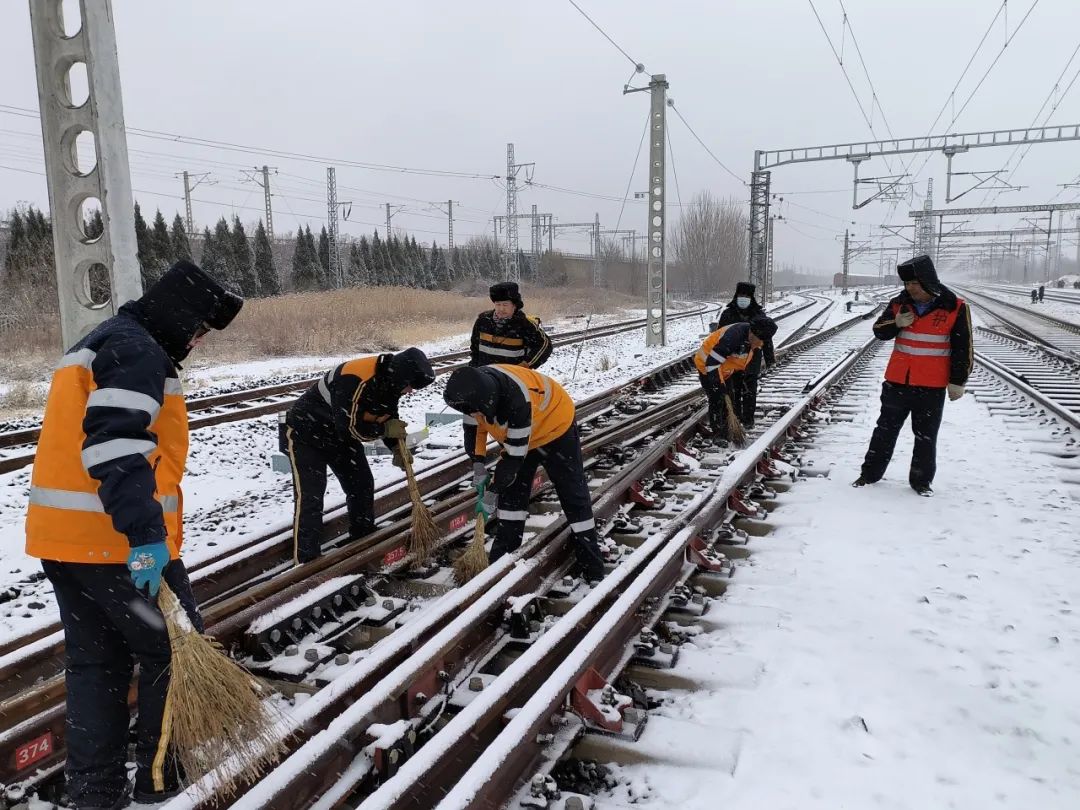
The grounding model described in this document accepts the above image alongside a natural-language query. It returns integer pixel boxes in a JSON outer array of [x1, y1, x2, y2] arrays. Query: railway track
[[0, 304, 724, 476], [959, 286, 1080, 357], [160, 307, 884, 809], [0, 296, 847, 807]]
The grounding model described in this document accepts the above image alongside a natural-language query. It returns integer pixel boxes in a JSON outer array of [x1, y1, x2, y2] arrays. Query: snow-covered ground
[[602, 346, 1080, 810], [0, 297, 819, 641]]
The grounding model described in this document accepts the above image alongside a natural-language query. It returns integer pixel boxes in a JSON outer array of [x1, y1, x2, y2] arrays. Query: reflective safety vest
[[470, 365, 575, 458], [884, 300, 961, 388], [694, 324, 755, 380], [25, 348, 188, 563]]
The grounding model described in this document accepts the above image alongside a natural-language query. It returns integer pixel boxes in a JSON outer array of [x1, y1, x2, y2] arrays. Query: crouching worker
[[25, 259, 243, 809], [284, 348, 435, 564], [442, 365, 605, 582], [694, 316, 778, 441]]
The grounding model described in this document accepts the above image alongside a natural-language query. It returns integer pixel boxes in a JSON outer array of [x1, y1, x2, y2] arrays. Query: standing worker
[[442, 365, 605, 582], [283, 349, 435, 564], [1038, 284, 1046, 303], [1031, 288, 1039, 304], [25, 260, 243, 809], [853, 255, 972, 496], [469, 281, 552, 369], [715, 282, 776, 430], [695, 316, 778, 441]]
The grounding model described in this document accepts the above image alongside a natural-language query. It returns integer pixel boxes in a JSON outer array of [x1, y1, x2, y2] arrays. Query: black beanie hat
[[389, 347, 436, 391], [489, 281, 524, 309], [443, 367, 500, 420], [897, 255, 941, 295], [136, 259, 244, 364], [749, 315, 778, 340], [735, 281, 756, 298]]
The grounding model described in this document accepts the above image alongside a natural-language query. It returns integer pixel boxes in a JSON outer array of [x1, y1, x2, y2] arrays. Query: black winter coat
[[469, 309, 552, 369]]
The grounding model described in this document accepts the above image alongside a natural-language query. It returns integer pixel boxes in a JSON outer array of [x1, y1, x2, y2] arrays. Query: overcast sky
[[2, 0, 1079, 274]]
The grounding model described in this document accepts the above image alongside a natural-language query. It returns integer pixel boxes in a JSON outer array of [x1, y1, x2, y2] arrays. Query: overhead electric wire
[[0, 103, 498, 180], [667, 104, 746, 186], [565, 0, 643, 71], [615, 110, 651, 232]]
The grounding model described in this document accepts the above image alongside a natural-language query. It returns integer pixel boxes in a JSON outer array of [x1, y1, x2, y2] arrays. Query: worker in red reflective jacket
[[25, 260, 243, 808], [853, 255, 973, 496]]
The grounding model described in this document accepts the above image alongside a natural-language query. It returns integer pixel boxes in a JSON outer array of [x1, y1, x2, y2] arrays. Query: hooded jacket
[[717, 289, 776, 368], [287, 348, 434, 448], [875, 256, 972, 387], [26, 261, 243, 563], [469, 308, 552, 369]]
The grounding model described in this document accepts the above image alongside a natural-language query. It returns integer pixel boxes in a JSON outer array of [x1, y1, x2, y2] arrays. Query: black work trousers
[[43, 559, 200, 809], [285, 426, 375, 563], [698, 372, 733, 437], [860, 381, 947, 488], [727, 371, 760, 426], [490, 423, 605, 580]]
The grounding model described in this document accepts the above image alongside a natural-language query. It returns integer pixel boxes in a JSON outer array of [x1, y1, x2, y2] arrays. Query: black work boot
[[851, 476, 870, 487], [911, 482, 934, 497]]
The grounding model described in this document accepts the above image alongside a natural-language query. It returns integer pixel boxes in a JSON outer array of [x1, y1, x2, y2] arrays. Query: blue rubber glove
[[127, 542, 170, 597]]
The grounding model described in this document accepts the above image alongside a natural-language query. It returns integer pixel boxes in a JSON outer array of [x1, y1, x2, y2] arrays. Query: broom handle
[[397, 437, 424, 507]]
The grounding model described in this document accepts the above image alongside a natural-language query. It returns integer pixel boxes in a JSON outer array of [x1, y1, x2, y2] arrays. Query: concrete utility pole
[[326, 167, 341, 287], [386, 203, 392, 241], [30, 0, 142, 348], [178, 170, 211, 236], [261, 165, 274, 241], [625, 74, 669, 346]]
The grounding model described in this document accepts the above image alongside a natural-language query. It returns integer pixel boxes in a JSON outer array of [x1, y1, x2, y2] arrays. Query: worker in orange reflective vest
[[442, 364, 605, 582], [854, 255, 973, 496], [694, 316, 778, 442], [25, 260, 243, 808]]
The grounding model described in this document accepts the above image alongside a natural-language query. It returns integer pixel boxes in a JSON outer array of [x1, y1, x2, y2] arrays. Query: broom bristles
[[453, 514, 490, 585], [399, 437, 442, 565], [160, 584, 287, 798], [724, 394, 746, 446]]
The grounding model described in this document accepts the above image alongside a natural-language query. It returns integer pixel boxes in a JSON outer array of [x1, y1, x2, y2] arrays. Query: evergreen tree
[[303, 225, 325, 288], [253, 220, 279, 296], [292, 228, 320, 291], [369, 231, 385, 284], [358, 235, 373, 285], [199, 225, 225, 278], [133, 202, 157, 288], [150, 210, 173, 272], [211, 217, 236, 290], [317, 226, 331, 279], [86, 210, 104, 241], [170, 214, 191, 261], [347, 241, 365, 286], [4, 209, 25, 279], [230, 217, 258, 296]]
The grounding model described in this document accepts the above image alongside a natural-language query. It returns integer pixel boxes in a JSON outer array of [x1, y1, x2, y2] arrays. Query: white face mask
[[736, 297, 751, 309]]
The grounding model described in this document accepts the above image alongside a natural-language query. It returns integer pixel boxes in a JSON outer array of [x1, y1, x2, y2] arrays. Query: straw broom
[[158, 583, 285, 797], [399, 437, 441, 564], [723, 393, 746, 446], [453, 482, 490, 585]]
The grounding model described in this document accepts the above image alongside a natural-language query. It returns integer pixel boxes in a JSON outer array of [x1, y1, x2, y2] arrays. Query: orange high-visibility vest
[[884, 301, 962, 388], [471, 365, 575, 457], [694, 325, 755, 380], [26, 349, 188, 564]]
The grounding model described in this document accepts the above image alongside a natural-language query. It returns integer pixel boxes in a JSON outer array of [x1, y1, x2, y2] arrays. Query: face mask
[[736, 297, 751, 309]]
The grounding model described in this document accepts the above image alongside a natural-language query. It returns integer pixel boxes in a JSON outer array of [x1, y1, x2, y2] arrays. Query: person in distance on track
[[715, 281, 777, 430], [469, 281, 552, 369], [694, 315, 778, 442], [442, 364, 606, 582], [25, 259, 243, 809], [1031, 288, 1038, 304], [853, 255, 973, 497], [1038, 284, 1045, 303], [284, 348, 435, 564]]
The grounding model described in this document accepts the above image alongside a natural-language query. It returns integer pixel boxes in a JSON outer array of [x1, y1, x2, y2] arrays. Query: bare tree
[[671, 191, 748, 297]]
